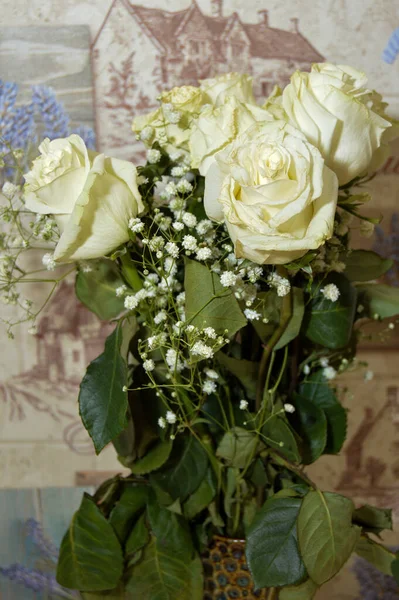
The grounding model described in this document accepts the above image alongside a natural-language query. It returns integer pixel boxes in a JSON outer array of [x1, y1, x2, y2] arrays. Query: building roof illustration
[[93, 0, 324, 63]]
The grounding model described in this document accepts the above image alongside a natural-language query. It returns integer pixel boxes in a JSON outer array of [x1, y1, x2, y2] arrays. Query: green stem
[[120, 252, 143, 292], [270, 451, 317, 489], [256, 268, 293, 410]]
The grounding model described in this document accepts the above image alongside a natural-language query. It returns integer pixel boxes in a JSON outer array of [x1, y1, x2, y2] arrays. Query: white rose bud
[[24, 135, 143, 262], [204, 120, 338, 264], [282, 63, 397, 185]]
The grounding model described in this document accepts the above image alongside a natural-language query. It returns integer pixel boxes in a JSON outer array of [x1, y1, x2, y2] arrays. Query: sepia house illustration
[[36, 281, 113, 384], [92, 0, 324, 156]]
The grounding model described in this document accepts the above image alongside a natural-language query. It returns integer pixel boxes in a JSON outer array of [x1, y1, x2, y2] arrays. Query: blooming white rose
[[282, 63, 395, 185], [24, 134, 143, 262], [190, 97, 274, 175], [204, 121, 338, 264], [199, 72, 255, 106]]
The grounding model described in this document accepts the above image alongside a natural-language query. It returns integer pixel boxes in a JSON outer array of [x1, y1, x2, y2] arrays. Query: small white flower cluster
[[147, 149, 161, 164], [321, 283, 340, 302], [268, 272, 291, 297], [42, 253, 56, 271], [313, 240, 346, 274], [320, 357, 337, 380]]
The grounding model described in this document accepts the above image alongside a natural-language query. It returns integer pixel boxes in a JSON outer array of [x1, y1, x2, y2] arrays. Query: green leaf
[[109, 485, 149, 543], [355, 536, 396, 575], [56, 494, 123, 591], [342, 250, 393, 282], [79, 323, 128, 454], [356, 283, 399, 319], [147, 494, 193, 556], [127, 537, 203, 600], [216, 352, 259, 399], [275, 288, 305, 350], [304, 273, 357, 349], [280, 578, 319, 600], [352, 504, 392, 534], [217, 427, 259, 469], [392, 554, 399, 584], [298, 491, 361, 584], [184, 258, 246, 336], [291, 395, 327, 464], [183, 469, 216, 519], [263, 416, 301, 463], [151, 436, 208, 501], [76, 260, 126, 320], [125, 512, 149, 556], [131, 440, 173, 475], [300, 370, 347, 454], [246, 497, 306, 588]]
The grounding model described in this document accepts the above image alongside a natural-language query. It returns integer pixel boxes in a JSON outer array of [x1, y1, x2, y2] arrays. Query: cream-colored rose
[[282, 63, 395, 185], [204, 121, 338, 265], [200, 72, 255, 106], [133, 85, 207, 158], [24, 134, 143, 262], [190, 97, 274, 175]]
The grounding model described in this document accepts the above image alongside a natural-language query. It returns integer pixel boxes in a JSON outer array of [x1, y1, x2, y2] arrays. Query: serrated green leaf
[[125, 513, 150, 556], [275, 288, 305, 350], [109, 485, 149, 543], [75, 260, 126, 321], [352, 504, 392, 534], [184, 258, 246, 336], [150, 436, 208, 501], [131, 440, 173, 475], [217, 427, 259, 469], [355, 536, 396, 575], [147, 494, 193, 556], [342, 250, 393, 282], [304, 273, 357, 349], [357, 283, 399, 319], [126, 537, 203, 600], [79, 323, 128, 454], [183, 469, 216, 519], [298, 491, 360, 584], [216, 352, 259, 399], [246, 497, 306, 588], [291, 395, 327, 464], [56, 494, 123, 591], [300, 370, 347, 454], [280, 578, 318, 600], [263, 416, 301, 463]]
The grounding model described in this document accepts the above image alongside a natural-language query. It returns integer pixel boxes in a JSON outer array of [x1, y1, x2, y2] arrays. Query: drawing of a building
[[35, 281, 113, 384], [91, 0, 324, 156]]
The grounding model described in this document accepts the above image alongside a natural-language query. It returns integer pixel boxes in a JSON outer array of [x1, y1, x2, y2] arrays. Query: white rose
[[190, 97, 274, 175], [132, 85, 207, 158], [204, 121, 338, 265], [200, 72, 255, 106], [282, 63, 395, 185], [24, 135, 143, 262]]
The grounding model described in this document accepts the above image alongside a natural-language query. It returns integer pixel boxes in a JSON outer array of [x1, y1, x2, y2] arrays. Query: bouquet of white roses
[[2, 64, 399, 599]]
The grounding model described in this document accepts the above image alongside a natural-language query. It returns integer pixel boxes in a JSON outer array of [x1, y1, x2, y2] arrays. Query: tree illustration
[[105, 52, 137, 111]]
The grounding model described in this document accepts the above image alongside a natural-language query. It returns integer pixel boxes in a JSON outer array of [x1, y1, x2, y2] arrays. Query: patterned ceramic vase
[[202, 536, 269, 599]]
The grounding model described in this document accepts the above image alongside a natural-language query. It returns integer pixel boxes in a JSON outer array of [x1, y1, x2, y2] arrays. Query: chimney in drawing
[[258, 10, 269, 26], [211, 0, 223, 17], [290, 17, 300, 33]]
